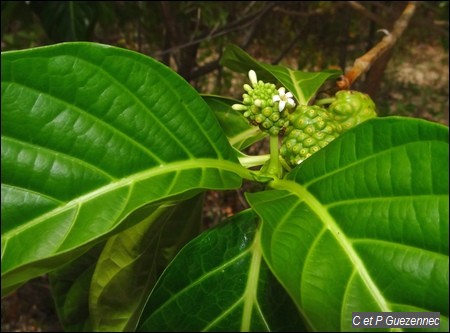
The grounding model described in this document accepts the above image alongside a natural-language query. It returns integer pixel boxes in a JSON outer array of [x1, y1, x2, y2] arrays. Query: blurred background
[[1, 1, 448, 331]]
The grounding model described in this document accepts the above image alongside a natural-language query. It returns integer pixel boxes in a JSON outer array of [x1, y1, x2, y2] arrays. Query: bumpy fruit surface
[[328, 90, 377, 132], [280, 105, 342, 167]]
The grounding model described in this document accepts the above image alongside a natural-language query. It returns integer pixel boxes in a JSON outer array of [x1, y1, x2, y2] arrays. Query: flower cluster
[[232, 70, 296, 136]]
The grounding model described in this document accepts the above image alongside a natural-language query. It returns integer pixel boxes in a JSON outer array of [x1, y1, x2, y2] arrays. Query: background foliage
[[1, 1, 448, 123]]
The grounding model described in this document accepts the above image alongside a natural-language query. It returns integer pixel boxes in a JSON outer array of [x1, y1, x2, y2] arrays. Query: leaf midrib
[[241, 227, 266, 332], [288, 69, 306, 105], [271, 178, 392, 313], [1, 159, 248, 240]]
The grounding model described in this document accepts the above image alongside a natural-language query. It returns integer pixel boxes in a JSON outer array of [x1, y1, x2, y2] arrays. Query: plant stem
[[270, 135, 279, 165], [238, 154, 270, 168], [314, 97, 336, 106], [265, 135, 280, 177]]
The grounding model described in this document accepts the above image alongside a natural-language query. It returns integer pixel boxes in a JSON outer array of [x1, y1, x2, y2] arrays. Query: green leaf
[[89, 195, 204, 332], [247, 117, 449, 331], [50, 195, 204, 332], [1, 42, 248, 296], [220, 44, 341, 105], [202, 94, 267, 150], [49, 243, 105, 332], [137, 209, 307, 332]]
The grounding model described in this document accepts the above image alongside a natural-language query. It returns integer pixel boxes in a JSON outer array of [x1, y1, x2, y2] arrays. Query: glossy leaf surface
[[137, 210, 307, 332], [247, 117, 449, 331], [1, 42, 245, 295], [220, 45, 341, 104]]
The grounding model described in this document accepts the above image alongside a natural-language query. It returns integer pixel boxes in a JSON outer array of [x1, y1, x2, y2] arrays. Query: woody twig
[[337, 1, 417, 90]]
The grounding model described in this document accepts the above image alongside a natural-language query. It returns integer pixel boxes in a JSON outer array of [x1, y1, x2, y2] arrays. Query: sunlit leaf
[[1, 42, 247, 296], [247, 117, 449, 331]]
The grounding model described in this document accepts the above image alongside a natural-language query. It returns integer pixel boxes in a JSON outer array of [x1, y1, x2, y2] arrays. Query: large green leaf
[[220, 45, 341, 104], [202, 95, 267, 150], [247, 117, 449, 331], [89, 195, 204, 332], [137, 209, 307, 332], [1, 42, 248, 296]]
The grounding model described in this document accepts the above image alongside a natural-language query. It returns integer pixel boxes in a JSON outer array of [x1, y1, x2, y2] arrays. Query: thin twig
[[337, 2, 417, 90], [345, 1, 390, 28]]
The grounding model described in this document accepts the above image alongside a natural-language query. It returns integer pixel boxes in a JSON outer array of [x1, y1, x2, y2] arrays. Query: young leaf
[[220, 44, 341, 104], [1, 42, 248, 296], [247, 117, 449, 331], [137, 210, 307, 332], [202, 95, 267, 150]]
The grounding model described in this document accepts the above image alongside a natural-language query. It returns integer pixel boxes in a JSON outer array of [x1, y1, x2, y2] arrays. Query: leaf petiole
[[238, 154, 271, 168]]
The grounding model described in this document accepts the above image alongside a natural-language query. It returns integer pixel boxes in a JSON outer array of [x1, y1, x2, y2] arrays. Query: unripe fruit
[[280, 105, 341, 167], [328, 90, 377, 132]]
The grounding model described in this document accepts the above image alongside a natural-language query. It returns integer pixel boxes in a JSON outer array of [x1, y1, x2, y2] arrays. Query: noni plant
[[1, 43, 448, 332]]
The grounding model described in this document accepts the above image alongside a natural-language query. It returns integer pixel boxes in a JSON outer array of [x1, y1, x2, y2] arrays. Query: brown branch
[[337, 1, 417, 90]]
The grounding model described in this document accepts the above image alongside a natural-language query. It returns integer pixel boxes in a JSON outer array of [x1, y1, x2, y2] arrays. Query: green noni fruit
[[280, 105, 342, 167], [328, 90, 377, 132]]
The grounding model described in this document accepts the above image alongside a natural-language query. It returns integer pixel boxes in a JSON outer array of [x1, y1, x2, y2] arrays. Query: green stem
[[264, 135, 281, 177], [314, 97, 336, 106], [238, 154, 270, 168], [270, 135, 279, 168]]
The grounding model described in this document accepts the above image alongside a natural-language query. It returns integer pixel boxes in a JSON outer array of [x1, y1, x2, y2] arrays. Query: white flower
[[248, 70, 258, 86], [272, 87, 295, 112]]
